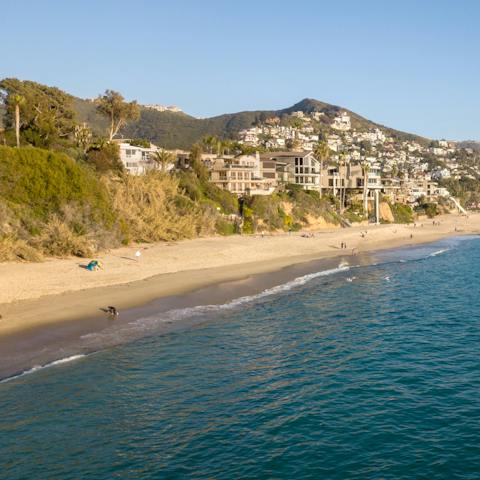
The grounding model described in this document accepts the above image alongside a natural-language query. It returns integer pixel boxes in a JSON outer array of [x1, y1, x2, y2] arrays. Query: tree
[[86, 142, 123, 173], [202, 135, 220, 154], [313, 140, 331, 197], [0, 78, 76, 148], [96, 90, 140, 141], [152, 149, 175, 172], [74, 122, 92, 153], [189, 143, 208, 181], [10, 94, 25, 147]]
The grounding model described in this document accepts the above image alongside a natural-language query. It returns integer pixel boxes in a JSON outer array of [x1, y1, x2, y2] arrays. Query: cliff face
[[380, 202, 395, 223]]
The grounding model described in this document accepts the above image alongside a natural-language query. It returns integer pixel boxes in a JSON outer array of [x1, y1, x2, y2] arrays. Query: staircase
[[450, 197, 467, 215]]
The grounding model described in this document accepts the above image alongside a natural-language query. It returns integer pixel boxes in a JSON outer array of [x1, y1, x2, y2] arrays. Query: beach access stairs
[[450, 197, 467, 215]]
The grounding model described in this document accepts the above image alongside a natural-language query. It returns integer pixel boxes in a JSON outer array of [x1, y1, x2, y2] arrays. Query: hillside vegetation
[[0, 147, 222, 261], [0, 78, 434, 263], [72, 97, 429, 150]]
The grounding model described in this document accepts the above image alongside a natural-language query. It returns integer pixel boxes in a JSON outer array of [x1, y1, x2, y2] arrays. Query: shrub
[[86, 142, 123, 173], [215, 219, 236, 236], [390, 203, 413, 223], [0, 146, 118, 259]]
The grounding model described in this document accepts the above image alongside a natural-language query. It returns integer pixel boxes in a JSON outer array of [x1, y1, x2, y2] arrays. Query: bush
[[104, 172, 217, 242], [415, 201, 438, 218], [390, 203, 413, 223], [177, 171, 238, 214], [0, 146, 118, 259], [86, 142, 123, 173], [215, 219, 236, 236]]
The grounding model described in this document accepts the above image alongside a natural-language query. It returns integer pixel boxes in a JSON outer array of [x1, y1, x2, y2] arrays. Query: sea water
[[1, 237, 480, 479]]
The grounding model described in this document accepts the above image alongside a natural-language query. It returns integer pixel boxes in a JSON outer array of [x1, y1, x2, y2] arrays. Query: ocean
[[1, 236, 480, 479]]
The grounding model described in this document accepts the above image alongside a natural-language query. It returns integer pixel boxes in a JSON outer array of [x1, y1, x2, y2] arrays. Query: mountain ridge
[[0, 79, 436, 148]]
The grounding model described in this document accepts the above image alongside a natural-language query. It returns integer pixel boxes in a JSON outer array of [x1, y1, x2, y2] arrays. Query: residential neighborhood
[[116, 108, 477, 211]]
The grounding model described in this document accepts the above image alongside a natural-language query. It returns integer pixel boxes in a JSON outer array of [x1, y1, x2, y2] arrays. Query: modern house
[[209, 153, 275, 196], [260, 152, 321, 191]]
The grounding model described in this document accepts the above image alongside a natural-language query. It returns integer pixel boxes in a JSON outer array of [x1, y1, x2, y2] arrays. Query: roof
[[260, 151, 313, 159]]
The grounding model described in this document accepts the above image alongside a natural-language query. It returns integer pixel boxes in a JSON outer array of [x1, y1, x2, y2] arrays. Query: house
[[209, 153, 275, 196], [320, 162, 383, 197], [260, 152, 321, 191], [331, 111, 351, 131], [118, 142, 159, 175]]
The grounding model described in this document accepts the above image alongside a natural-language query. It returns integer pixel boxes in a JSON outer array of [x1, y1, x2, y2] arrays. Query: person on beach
[[86, 260, 102, 271], [106, 306, 119, 317]]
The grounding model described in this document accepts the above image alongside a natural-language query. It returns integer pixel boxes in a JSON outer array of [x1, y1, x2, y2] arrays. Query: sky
[[1, 0, 479, 140]]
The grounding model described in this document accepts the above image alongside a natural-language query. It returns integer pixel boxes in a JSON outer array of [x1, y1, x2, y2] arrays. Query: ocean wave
[[0, 354, 86, 384], [134, 264, 351, 328], [429, 248, 450, 257]]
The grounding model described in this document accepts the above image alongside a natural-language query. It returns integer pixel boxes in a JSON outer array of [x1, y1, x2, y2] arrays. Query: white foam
[[133, 264, 350, 330], [0, 354, 86, 384], [429, 248, 450, 257]]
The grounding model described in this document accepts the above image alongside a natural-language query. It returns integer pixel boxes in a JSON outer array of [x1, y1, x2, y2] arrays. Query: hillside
[[72, 96, 430, 149]]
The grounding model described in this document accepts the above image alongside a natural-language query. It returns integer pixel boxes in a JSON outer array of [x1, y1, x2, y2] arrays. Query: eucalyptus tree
[[96, 90, 140, 141]]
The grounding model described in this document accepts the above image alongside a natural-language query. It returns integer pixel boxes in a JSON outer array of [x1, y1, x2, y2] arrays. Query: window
[[231, 172, 236, 179], [238, 172, 243, 180]]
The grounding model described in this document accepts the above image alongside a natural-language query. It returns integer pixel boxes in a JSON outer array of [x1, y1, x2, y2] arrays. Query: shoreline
[[0, 213, 479, 378], [0, 213, 478, 339]]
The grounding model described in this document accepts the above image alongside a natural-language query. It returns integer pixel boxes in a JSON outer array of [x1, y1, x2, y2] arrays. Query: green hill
[[72, 96, 429, 149]]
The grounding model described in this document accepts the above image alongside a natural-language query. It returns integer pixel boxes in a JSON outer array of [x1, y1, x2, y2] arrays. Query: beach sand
[[0, 213, 477, 342]]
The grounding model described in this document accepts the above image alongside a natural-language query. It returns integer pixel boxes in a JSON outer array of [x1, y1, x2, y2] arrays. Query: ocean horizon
[[2, 236, 480, 479]]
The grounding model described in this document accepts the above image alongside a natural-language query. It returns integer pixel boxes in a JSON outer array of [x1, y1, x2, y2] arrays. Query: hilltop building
[[144, 104, 182, 113]]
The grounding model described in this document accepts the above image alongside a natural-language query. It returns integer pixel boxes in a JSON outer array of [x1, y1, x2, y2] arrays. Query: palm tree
[[313, 140, 331, 197], [361, 161, 370, 218], [152, 149, 175, 172], [202, 135, 219, 154], [10, 94, 25, 147]]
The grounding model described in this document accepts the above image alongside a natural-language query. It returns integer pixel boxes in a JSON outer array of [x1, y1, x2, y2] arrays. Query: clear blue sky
[[1, 0, 479, 140]]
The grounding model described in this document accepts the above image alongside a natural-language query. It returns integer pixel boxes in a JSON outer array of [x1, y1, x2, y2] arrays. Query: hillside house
[[261, 152, 321, 191]]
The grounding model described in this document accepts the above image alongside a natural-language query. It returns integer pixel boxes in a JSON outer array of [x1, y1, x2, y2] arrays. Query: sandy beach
[[0, 212, 478, 343]]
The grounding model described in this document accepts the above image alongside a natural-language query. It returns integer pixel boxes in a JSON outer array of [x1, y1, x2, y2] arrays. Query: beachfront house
[[209, 153, 276, 196], [260, 152, 321, 191]]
